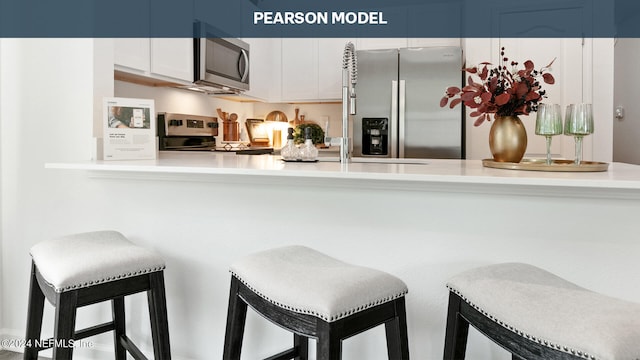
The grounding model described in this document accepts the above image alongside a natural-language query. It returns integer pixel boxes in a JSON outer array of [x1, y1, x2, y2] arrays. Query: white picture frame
[[103, 97, 156, 160]]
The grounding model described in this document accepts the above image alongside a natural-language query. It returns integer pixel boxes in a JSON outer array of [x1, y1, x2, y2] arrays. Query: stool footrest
[[75, 321, 115, 340], [120, 334, 149, 360], [263, 346, 300, 360]]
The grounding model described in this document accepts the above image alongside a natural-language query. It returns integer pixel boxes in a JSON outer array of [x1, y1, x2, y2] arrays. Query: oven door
[[195, 35, 249, 91]]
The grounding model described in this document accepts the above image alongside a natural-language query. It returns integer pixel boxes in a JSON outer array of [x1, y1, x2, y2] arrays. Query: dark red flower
[[438, 48, 555, 126]]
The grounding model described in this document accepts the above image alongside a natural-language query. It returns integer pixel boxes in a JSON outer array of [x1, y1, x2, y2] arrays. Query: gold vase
[[489, 115, 527, 163]]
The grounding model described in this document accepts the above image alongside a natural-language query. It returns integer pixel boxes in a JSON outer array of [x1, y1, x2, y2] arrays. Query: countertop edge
[[44, 154, 640, 199]]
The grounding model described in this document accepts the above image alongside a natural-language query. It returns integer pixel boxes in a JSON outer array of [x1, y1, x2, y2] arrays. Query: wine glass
[[564, 103, 594, 165], [535, 103, 563, 165]]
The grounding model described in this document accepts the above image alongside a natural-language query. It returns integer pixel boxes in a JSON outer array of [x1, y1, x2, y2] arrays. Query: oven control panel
[[159, 113, 218, 137]]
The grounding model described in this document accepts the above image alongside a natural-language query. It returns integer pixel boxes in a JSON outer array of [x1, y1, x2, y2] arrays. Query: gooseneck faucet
[[341, 42, 357, 163]]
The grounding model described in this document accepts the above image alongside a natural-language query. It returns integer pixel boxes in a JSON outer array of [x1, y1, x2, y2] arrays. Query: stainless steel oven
[[157, 112, 218, 151]]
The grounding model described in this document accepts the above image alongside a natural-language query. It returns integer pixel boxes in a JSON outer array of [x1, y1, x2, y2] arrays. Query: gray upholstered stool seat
[[444, 263, 640, 360], [24, 230, 171, 360], [230, 245, 409, 322], [30, 230, 166, 292], [223, 245, 410, 360]]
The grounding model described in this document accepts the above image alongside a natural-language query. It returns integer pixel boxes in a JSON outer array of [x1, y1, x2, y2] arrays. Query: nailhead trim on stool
[[443, 263, 640, 360], [223, 245, 411, 360], [24, 230, 171, 360]]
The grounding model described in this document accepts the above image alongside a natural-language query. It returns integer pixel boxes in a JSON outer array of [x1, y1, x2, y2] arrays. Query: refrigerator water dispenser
[[362, 118, 389, 155]]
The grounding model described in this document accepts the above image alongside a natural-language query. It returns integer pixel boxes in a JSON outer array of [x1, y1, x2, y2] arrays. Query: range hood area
[[114, 70, 249, 98], [181, 83, 243, 95]]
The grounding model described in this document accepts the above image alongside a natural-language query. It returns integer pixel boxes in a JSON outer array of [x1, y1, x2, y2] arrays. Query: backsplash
[[115, 80, 343, 140], [252, 103, 342, 138]]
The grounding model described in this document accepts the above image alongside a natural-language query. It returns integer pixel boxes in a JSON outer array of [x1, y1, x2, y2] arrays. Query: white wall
[[0, 38, 98, 356], [253, 102, 342, 138], [0, 38, 5, 331]]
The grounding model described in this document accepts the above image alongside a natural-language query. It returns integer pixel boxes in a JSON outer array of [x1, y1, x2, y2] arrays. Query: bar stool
[[443, 263, 640, 360], [222, 245, 410, 360], [24, 230, 171, 360]]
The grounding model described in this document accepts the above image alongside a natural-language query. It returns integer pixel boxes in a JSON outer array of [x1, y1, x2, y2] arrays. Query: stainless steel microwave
[[194, 28, 249, 94]]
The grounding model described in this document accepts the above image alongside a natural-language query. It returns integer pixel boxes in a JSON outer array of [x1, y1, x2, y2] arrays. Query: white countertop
[[45, 151, 640, 184], [46, 152, 640, 197]]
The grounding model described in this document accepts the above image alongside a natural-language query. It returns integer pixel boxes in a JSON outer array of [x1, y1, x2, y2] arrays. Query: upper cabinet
[[357, 38, 461, 50], [114, 38, 193, 84], [356, 38, 408, 50], [243, 38, 279, 102], [113, 37, 461, 103], [281, 38, 354, 102], [150, 39, 193, 82], [114, 38, 150, 73], [318, 38, 354, 100], [281, 38, 320, 101]]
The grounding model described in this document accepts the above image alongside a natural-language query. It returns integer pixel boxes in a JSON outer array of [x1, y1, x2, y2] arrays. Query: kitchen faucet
[[341, 42, 357, 163]]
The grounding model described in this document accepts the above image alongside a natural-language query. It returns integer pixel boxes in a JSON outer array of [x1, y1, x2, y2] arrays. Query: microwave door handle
[[199, 38, 206, 80], [239, 49, 249, 82]]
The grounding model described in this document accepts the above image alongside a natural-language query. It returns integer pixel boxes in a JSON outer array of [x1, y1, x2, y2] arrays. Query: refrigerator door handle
[[391, 80, 398, 158], [399, 80, 406, 158]]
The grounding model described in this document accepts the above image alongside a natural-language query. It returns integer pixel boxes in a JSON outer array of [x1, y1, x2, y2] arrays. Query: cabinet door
[[281, 39, 318, 101], [318, 38, 355, 100], [114, 38, 150, 72], [150, 38, 193, 82], [243, 38, 274, 101], [408, 38, 461, 48], [356, 38, 408, 50]]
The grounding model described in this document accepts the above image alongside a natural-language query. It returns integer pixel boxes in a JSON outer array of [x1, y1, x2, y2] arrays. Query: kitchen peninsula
[[0, 36, 629, 360], [47, 152, 640, 194], [42, 152, 640, 359]]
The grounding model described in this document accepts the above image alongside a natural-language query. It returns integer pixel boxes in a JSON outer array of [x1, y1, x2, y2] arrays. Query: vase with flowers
[[440, 47, 556, 162]]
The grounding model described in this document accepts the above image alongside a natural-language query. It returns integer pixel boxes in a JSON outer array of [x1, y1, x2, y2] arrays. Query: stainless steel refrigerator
[[352, 47, 464, 159]]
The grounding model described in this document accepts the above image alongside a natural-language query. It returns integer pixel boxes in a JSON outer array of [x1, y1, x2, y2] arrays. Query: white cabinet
[[281, 39, 319, 101], [318, 39, 353, 100], [243, 38, 280, 102], [114, 38, 150, 72], [281, 38, 354, 102], [114, 38, 193, 84], [357, 38, 460, 50], [150, 38, 193, 82], [356, 38, 408, 50], [408, 38, 461, 47]]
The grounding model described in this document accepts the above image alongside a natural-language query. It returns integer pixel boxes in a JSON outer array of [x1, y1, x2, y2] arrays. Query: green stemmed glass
[[535, 103, 563, 165], [564, 103, 594, 165]]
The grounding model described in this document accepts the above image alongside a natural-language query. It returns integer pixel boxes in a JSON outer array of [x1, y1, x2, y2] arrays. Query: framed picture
[[245, 118, 270, 146], [103, 97, 156, 160]]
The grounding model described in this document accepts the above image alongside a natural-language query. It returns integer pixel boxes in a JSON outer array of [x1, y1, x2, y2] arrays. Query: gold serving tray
[[482, 158, 609, 172]]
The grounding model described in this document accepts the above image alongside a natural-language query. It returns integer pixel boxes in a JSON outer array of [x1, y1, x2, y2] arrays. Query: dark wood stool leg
[[316, 322, 341, 360], [52, 291, 78, 360], [112, 296, 127, 360], [443, 293, 469, 360], [148, 271, 172, 360], [24, 263, 45, 360], [385, 297, 410, 360], [294, 334, 309, 360], [223, 277, 248, 360]]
